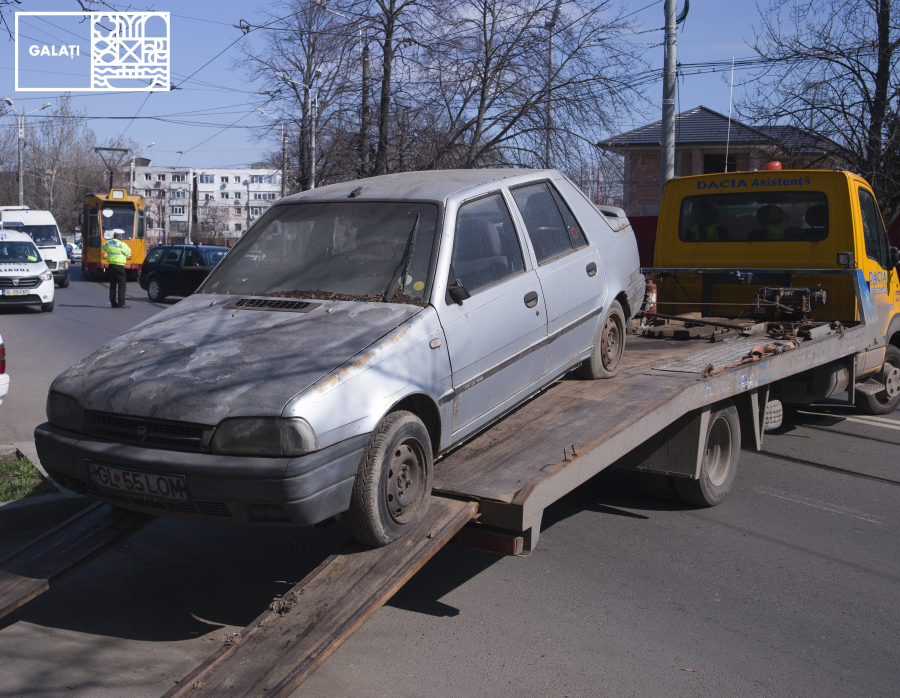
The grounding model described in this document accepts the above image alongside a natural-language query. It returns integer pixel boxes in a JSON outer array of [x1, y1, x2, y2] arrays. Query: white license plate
[[88, 461, 189, 501], [1, 289, 28, 296]]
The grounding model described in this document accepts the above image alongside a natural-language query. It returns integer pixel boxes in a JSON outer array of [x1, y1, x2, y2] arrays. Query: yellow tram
[[82, 189, 147, 279]]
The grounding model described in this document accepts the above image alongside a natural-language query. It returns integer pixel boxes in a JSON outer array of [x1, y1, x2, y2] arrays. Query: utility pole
[[544, 0, 562, 169], [4, 99, 51, 206], [660, 0, 677, 195], [187, 167, 193, 244]]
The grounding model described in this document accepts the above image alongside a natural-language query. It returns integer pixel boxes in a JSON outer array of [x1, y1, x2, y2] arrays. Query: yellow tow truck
[[650, 167, 900, 414]]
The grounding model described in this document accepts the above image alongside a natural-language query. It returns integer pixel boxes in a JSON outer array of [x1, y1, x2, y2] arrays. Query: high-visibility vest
[[102, 239, 131, 265]]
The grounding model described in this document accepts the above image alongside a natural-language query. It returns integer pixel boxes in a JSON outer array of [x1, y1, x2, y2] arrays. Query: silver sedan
[[36, 169, 644, 546]]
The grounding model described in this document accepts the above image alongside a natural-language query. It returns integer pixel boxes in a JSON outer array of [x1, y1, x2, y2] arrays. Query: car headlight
[[40, 270, 52, 281], [210, 417, 319, 457], [46, 392, 84, 433], [62, 261, 68, 269]]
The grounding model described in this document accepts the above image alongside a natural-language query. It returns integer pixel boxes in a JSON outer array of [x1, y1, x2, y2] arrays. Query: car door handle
[[586, 262, 598, 277], [524, 291, 539, 308]]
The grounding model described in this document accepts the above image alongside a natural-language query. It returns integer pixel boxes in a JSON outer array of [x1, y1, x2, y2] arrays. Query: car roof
[[0, 230, 39, 242], [282, 168, 549, 204]]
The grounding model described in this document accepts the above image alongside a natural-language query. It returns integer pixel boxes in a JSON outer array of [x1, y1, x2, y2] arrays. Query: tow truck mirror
[[891, 246, 900, 269]]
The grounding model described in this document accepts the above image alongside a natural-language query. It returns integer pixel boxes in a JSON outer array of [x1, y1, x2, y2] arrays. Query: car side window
[[858, 188, 889, 269], [450, 193, 525, 296], [145, 247, 164, 264], [163, 248, 182, 266], [550, 186, 588, 249], [510, 182, 575, 263], [183, 249, 203, 267]]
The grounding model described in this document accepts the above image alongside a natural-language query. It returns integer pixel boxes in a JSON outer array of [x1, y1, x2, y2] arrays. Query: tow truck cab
[[653, 169, 900, 413]]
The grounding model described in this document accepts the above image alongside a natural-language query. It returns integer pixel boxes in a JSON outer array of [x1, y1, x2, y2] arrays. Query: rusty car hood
[[50, 295, 423, 424]]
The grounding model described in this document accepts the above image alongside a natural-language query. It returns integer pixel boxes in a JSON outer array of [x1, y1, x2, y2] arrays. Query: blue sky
[[1, 0, 763, 169]]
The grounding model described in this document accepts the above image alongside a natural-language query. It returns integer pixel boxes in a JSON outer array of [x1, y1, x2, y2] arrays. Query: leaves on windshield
[[259, 289, 427, 306]]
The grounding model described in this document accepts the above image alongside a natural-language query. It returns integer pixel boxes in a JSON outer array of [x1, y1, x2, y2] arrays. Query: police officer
[[102, 229, 131, 308]]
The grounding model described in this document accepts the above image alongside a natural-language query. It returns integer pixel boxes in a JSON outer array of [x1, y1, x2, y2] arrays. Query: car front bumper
[[0, 280, 54, 307], [34, 422, 369, 526]]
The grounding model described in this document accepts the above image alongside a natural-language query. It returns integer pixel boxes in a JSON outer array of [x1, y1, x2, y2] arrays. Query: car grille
[[85, 486, 232, 518], [86, 411, 213, 452], [0, 276, 41, 288]]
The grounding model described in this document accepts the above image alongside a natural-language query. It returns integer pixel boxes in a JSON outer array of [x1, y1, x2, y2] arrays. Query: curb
[[0, 443, 92, 534]]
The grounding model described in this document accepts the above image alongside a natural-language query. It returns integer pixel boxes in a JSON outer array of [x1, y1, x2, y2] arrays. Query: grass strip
[[0, 453, 58, 502]]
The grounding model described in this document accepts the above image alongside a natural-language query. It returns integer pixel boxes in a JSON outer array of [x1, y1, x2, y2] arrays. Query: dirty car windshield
[[203, 202, 439, 303]]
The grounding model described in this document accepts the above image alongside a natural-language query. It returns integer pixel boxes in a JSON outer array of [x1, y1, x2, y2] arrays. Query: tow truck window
[[858, 188, 890, 269], [677, 192, 829, 243]]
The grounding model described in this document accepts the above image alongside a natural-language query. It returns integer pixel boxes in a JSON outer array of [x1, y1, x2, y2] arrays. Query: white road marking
[[752, 486, 883, 524], [797, 410, 900, 432]]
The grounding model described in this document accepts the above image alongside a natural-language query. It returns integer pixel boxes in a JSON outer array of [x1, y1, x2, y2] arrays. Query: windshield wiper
[[383, 214, 421, 302]]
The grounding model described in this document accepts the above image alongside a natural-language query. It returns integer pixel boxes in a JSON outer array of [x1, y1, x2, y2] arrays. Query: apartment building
[[132, 163, 282, 241]]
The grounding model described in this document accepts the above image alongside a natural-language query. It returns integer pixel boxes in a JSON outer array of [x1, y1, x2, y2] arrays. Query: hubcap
[[385, 440, 426, 524], [704, 416, 733, 487], [883, 365, 900, 399], [600, 314, 622, 369], [149, 280, 159, 298]]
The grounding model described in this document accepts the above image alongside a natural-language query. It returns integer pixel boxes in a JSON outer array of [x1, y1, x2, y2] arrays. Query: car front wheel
[[346, 410, 433, 546], [147, 278, 165, 303]]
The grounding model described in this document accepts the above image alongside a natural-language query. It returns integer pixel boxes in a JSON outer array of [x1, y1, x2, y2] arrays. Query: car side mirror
[[891, 246, 900, 269], [448, 278, 471, 305]]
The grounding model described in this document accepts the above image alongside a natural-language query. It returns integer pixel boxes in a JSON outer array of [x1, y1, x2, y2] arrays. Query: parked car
[[0, 207, 70, 287], [71, 244, 82, 263], [139, 244, 229, 302], [0, 230, 55, 312], [36, 169, 643, 546]]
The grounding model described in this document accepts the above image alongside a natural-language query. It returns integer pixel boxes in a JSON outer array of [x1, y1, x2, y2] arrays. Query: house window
[[234, 207, 242, 215], [157, 174, 166, 181], [173, 189, 185, 199], [251, 207, 263, 216], [220, 192, 229, 199], [171, 173, 185, 183], [204, 193, 214, 201], [200, 174, 214, 184], [156, 190, 166, 197], [234, 191, 241, 199], [703, 154, 737, 174], [234, 223, 242, 232], [221, 176, 229, 184], [171, 206, 185, 215], [233, 176, 241, 183], [253, 192, 276, 200], [143, 173, 152, 181]]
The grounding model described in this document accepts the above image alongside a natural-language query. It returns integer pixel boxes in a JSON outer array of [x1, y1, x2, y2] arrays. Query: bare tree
[[740, 0, 900, 218]]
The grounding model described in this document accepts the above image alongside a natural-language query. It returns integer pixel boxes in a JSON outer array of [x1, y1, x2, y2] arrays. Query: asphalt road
[[1, 270, 898, 697]]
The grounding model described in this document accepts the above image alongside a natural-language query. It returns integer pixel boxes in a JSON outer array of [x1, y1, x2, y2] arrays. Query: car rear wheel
[[576, 300, 626, 380], [672, 402, 740, 507], [857, 345, 900, 415], [147, 278, 165, 303], [346, 410, 433, 547]]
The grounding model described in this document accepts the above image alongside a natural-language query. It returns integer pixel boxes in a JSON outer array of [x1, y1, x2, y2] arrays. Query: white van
[[0, 230, 55, 312], [0, 207, 70, 287]]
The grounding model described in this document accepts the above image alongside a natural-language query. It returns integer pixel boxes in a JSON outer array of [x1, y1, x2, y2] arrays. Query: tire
[[41, 300, 55, 313], [346, 411, 433, 547], [576, 300, 626, 379], [57, 275, 70, 288], [147, 277, 166, 303], [857, 345, 900, 415], [673, 401, 740, 507]]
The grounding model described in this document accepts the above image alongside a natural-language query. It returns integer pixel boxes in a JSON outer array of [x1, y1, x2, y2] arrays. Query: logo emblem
[[11, 278, 19, 286]]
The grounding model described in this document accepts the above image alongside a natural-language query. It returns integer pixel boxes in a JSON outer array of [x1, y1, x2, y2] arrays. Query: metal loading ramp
[[163, 497, 477, 698]]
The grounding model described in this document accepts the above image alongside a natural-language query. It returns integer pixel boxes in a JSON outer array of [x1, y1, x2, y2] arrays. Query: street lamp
[[3, 98, 51, 206], [129, 141, 155, 195], [543, 0, 562, 169], [256, 107, 286, 198], [311, 0, 370, 175], [275, 69, 322, 189]]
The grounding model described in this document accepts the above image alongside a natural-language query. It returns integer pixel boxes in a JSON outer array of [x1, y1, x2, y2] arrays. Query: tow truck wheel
[[347, 410, 433, 547], [857, 345, 900, 415], [673, 401, 740, 507], [576, 300, 625, 380]]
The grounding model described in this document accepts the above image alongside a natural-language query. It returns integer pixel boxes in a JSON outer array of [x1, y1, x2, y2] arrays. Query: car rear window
[[677, 191, 829, 242]]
